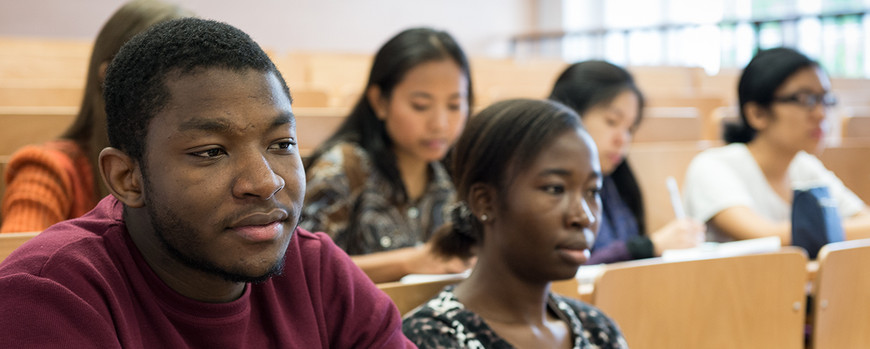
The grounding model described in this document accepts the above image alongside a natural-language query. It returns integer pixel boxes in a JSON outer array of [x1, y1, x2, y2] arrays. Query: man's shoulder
[[0, 198, 127, 280], [0, 222, 122, 275], [285, 227, 345, 263], [292, 226, 330, 246]]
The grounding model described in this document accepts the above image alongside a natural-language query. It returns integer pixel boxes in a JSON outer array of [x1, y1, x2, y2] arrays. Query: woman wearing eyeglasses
[[683, 47, 870, 243]]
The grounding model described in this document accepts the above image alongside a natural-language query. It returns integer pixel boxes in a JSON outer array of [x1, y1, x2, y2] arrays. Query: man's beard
[[142, 178, 286, 284]]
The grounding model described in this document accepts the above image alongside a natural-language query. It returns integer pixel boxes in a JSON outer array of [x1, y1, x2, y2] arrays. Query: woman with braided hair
[[403, 99, 627, 349]]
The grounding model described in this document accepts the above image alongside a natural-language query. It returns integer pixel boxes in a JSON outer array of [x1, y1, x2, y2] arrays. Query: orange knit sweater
[[1, 140, 97, 233]]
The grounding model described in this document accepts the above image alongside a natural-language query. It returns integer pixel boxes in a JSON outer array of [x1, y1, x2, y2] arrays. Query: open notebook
[[399, 269, 472, 284], [660, 236, 782, 261]]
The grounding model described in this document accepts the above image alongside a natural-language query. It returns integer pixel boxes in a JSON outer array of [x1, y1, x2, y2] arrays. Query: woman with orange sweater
[[0, 0, 191, 233]]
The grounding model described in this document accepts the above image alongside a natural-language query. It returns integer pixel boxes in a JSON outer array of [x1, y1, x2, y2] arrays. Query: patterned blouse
[[301, 141, 455, 255], [403, 286, 628, 349]]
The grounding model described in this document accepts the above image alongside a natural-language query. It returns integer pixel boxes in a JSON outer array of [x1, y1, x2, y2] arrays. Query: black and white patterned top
[[403, 286, 628, 349]]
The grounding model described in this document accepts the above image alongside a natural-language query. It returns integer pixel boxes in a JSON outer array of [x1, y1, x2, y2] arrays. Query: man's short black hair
[[103, 17, 291, 162]]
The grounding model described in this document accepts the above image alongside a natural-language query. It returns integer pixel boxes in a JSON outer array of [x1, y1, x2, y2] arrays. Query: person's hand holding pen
[[649, 177, 706, 256]]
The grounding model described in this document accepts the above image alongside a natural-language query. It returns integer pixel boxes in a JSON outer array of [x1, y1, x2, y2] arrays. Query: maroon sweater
[[0, 196, 414, 348]]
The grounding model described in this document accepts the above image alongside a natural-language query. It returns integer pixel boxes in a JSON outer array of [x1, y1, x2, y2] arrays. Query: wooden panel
[[0, 84, 83, 107], [0, 155, 7, 225], [812, 239, 870, 348], [271, 53, 308, 89], [842, 112, 870, 139], [633, 107, 703, 143], [377, 277, 464, 316], [818, 142, 870, 203], [709, 106, 740, 141], [472, 58, 566, 109], [0, 37, 91, 83], [293, 52, 372, 108], [293, 107, 348, 157], [0, 106, 344, 158], [593, 248, 808, 349], [0, 231, 40, 263], [0, 56, 87, 83], [629, 65, 704, 98], [0, 37, 93, 58], [290, 87, 331, 108], [0, 107, 77, 156], [694, 67, 740, 106], [486, 84, 549, 104], [645, 96, 728, 140], [627, 141, 719, 232]]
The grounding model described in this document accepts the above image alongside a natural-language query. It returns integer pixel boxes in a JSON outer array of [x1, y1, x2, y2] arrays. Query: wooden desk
[[554, 256, 821, 306], [377, 276, 465, 316], [0, 231, 40, 263], [587, 249, 808, 349]]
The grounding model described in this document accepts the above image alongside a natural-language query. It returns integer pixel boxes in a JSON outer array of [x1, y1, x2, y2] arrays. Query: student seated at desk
[[549, 61, 704, 264], [403, 99, 627, 348], [0, 18, 411, 347], [301, 27, 474, 283], [0, 0, 192, 233], [683, 47, 870, 243]]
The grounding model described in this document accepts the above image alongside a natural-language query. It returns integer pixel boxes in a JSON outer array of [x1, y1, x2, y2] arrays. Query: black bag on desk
[[791, 186, 844, 259]]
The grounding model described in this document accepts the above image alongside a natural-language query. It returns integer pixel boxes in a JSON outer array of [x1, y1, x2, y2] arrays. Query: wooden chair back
[[290, 87, 331, 108], [832, 78, 870, 108], [626, 141, 718, 232], [592, 248, 809, 349], [633, 107, 702, 143], [0, 84, 83, 107], [644, 96, 729, 140], [0, 106, 77, 156], [811, 239, 870, 348], [817, 142, 870, 203], [693, 67, 740, 107], [0, 231, 40, 263], [629, 65, 703, 98], [377, 276, 465, 316], [842, 113, 870, 139], [294, 52, 372, 108], [709, 105, 740, 141], [293, 108, 347, 157], [472, 58, 565, 108]]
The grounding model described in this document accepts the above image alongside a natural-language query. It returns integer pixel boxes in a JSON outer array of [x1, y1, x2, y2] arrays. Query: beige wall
[[0, 0, 535, 57]]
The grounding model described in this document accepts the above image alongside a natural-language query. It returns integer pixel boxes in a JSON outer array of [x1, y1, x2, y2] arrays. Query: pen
[[666, 176, 686, 220]]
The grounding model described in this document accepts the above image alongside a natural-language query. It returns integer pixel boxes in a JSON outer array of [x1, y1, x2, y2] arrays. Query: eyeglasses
[[772, 92, 837, 110]]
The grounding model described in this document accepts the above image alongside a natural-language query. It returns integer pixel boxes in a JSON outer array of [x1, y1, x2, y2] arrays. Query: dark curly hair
[[434, 99, 585, 259], [103, 17, 291, 162]]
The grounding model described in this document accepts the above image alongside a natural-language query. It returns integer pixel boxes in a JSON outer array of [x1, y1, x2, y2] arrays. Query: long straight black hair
[[549, 60, 647, 235], [304, 27, 474, 204], [725, 47, 819, 143]]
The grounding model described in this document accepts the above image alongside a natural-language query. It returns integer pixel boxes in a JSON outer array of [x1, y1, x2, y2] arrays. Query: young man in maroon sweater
[[0, 17, 414, 348]]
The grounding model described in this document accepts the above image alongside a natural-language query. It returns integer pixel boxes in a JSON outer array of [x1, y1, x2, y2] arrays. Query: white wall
[[0, 0, 535, 57]]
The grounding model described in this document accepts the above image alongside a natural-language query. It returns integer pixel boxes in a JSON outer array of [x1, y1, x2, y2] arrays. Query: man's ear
[[366, 85, 387, 120], [468, 183, 497, 223], [98, 61, 109, 85], [99, 147, 145, 208], [744, 102, 770, 131]]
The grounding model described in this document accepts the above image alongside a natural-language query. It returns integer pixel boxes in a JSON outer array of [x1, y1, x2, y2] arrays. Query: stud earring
[[480, 214, 488, 222]]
